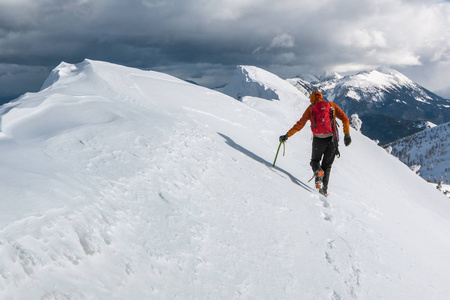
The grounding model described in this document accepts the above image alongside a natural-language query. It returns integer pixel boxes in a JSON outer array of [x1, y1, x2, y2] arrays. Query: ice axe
[[272, 141, 286, 167]]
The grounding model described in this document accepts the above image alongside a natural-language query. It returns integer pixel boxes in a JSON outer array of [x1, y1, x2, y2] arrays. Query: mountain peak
[[223, 65, 303, 103], [317, 71, 343, 81], [295, 73, 321, 83], [294, 71, 342, 84], [346, 68, 414, 89], [375, 66, 399, 74], [374, 67, 414, 85]]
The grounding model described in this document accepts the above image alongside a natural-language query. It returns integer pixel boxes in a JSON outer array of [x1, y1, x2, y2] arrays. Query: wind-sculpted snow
[[0, 60, 450, 299]]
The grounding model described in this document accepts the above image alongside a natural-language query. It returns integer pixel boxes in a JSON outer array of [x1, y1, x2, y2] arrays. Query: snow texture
[[1, 59, 450, 300]]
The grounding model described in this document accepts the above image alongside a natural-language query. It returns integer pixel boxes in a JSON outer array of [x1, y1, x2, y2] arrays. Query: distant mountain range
[[386, 122, 450, 184], [287, 68, 450, 144]]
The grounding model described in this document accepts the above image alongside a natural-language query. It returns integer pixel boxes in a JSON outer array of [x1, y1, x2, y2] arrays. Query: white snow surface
[[1, 59, 450, 299]]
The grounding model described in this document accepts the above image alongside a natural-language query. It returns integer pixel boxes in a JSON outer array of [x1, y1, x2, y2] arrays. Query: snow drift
[[0, 59, 450, 299]]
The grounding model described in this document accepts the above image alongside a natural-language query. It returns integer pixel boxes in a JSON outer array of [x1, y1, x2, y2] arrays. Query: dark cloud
[[0, 64, 49, 102], [1, 0, 450, 99]]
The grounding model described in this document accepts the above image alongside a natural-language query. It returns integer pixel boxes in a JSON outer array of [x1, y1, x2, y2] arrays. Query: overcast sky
[[1, 0, 450, 100]]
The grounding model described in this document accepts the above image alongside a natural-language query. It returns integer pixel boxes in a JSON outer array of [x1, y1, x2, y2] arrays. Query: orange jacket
[[287, 91, 350, 137]]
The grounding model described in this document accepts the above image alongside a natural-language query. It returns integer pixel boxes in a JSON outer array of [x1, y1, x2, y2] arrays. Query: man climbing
[[279, 91, 351, 196]]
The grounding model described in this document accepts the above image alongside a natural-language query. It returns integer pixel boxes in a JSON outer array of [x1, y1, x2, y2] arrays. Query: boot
[[315, 168, 324, 190], [319, 186, 328, 197]]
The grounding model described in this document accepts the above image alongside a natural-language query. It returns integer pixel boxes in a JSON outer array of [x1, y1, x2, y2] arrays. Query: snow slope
[[1, 60, 450, 299]]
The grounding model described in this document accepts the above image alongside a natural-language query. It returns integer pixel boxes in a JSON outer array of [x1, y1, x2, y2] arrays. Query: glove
[[344, 134, 352, 146], [279, 134, 288, 143]]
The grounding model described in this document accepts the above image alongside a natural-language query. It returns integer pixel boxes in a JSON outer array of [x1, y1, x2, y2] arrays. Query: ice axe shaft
[[272, 141, 285, 167]]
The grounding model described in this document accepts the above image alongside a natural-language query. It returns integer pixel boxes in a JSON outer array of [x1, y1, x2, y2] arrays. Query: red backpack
[[310, 101, 334, 135]]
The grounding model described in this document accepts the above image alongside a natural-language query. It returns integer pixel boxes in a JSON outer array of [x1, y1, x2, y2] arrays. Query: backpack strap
[[310, 103, 317, 129], [329, 103, 341, 158]]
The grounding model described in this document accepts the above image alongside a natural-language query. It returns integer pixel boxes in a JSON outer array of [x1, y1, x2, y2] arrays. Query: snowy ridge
[[1, 60, 450, 299], [221, 65, 307, 121], [223, 65, 302, 101]]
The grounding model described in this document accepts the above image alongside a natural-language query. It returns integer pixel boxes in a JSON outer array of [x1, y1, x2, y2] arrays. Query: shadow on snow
[[218, 132, 314, 194]]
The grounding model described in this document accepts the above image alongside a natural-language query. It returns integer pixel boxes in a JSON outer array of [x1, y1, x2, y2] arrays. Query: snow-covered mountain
[[386, 121, 450, 184], [1, 60, 450, 299], [288, 68, 450, 144], [221, 65, 305, 121]]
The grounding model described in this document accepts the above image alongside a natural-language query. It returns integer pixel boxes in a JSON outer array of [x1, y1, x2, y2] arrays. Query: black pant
[[310, 137, 336, 192]]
